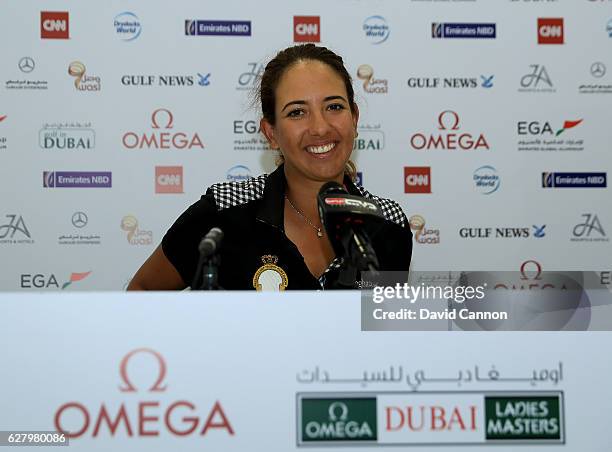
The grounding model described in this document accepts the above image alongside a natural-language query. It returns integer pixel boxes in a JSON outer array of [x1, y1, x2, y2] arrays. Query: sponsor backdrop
[[1, 0, 611, 290], [2, 4, 612, 451]]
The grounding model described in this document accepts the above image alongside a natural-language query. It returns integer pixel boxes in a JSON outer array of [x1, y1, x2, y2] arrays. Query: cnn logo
[[294, 16, 320, 42], [41, 12, 69, 39], [404, 167, 431, 194], [155, 166, 183, 194], [538, 18, 564, 44]]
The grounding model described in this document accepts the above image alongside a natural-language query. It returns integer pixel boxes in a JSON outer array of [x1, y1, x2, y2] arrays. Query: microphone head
[[208, 227, 223, 241], [317, 182, 385, 258], [198, 227, 224, 255], [319, 181, 348, 197]]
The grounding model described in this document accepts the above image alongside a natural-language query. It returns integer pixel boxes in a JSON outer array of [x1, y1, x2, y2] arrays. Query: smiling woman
[[127, 44, 412, 291]]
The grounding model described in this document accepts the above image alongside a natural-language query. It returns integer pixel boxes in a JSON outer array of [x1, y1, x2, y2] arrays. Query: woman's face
[[261, 60, 358, 185]]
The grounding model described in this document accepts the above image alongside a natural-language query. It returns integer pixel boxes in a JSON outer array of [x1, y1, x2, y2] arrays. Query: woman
[[127, 44, 412, 291]]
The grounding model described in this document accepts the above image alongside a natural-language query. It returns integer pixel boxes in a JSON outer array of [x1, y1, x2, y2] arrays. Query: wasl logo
[[120, 215, 152, 245], [411, 111, 489, 151], [41, 12, 69, 39], [54, 348, 234, 439], [294, 16, 320, 42], [68, 61, 101, 91], [409, 215, 440, 245], [356, 65, 388, 94], [122, 109, 204, 150]]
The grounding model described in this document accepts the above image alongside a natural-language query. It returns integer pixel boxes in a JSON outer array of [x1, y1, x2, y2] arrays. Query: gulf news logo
[[298, 393, 564, 445]]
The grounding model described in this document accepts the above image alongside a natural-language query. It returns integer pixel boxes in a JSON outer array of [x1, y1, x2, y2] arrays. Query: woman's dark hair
[[259, 44, 356, 125]]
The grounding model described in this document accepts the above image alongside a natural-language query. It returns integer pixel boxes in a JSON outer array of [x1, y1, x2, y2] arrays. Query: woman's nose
[[308, 110, 331, 136]]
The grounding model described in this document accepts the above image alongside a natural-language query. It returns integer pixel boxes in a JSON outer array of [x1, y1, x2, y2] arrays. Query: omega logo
[[53, 348, 234, 439]]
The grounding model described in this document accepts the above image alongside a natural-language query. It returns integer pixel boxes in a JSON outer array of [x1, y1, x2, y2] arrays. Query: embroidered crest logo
[[252, 255, 288, 291]]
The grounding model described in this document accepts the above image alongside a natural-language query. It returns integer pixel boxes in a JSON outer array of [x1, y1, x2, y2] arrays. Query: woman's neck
[[284, 169, 344, 221]]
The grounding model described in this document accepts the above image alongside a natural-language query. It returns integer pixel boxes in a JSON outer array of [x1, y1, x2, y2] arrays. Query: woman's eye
[[287, 109, 304, 118], [328, 103, 345, 111]]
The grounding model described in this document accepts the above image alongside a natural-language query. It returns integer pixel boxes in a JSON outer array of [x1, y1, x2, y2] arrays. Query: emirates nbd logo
[[300, 398, 376, 443]]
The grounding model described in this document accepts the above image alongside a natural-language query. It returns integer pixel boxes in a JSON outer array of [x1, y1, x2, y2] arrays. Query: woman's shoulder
[[205, 173, 269, 211]]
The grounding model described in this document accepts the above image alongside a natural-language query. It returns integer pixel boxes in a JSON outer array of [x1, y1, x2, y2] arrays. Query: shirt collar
[[255, 164, 286, 229], [255, 164, 361, 229]]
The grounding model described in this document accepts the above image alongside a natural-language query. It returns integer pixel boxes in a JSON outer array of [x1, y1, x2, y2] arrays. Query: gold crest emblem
[[252, 255, 288, 291]]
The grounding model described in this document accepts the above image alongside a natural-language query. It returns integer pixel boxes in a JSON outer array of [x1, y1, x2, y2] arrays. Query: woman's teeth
[[306, 143, 336, 154]]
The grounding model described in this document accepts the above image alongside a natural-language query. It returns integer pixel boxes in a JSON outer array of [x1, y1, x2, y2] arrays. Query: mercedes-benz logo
[[591, 62, 606, 78], [18, 57, 35, 73], [71, 211, 88, 228]]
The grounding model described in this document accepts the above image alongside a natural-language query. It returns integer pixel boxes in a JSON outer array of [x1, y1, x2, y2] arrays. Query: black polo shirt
[[162, 165, 412, 290]]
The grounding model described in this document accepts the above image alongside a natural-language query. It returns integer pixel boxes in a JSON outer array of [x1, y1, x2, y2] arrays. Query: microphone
[[317, 182, 383, 274], [191, 227, 224, 290], [198, 227, 223, 259]]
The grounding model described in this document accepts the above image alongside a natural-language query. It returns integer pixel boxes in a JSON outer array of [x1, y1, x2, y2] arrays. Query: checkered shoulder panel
[[208, 174, 268, 211], [354, 185, 408, 228]]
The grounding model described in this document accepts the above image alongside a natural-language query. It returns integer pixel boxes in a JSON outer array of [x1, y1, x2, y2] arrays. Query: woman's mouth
[[306, 142, 336, 155]]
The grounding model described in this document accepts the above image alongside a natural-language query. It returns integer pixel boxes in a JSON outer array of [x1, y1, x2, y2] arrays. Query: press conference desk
[[0, 292, 609, 451]]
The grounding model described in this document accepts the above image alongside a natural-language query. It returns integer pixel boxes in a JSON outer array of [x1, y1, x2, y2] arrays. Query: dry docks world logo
[[297, 392, 563, 446]]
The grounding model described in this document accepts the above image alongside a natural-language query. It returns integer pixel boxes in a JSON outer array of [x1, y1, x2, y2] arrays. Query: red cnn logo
[[41, 12, 69, 39], [155, 166, 183, 194], [404, 167, 431, 194], [294, 16, 320, 42], [538, 18, 564, 44]]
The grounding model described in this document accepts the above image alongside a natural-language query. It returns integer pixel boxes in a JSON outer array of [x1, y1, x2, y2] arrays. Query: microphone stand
[[331, 230, 380, 289], [200, 254, 222, 290], [191, 227, 224, 290], [191, 251, 223, 290]]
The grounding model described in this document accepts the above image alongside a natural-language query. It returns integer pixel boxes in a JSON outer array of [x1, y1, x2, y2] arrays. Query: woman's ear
[[352, 103, 360, 131], [260, 118, 279, 150]]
